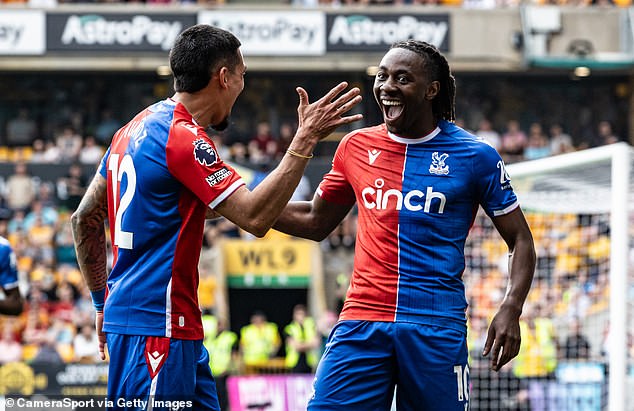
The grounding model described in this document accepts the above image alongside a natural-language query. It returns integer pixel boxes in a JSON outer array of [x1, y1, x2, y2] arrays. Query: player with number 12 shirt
[[71, 24, 362, 410]]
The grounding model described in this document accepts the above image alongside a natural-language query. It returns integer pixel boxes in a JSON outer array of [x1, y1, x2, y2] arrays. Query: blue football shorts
[[308, 320, 469, 411], [106, 333, 220, 411]]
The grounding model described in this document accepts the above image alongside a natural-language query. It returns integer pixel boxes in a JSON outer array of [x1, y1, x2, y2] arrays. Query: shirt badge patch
[[193, 138, 218, 167], [429, 152, 449, 175], [206, 167, 233, 187], [368, 149, 381, 165]]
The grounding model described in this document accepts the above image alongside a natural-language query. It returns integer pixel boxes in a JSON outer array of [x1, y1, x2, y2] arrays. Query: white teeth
[[382, 100, 402, 106]]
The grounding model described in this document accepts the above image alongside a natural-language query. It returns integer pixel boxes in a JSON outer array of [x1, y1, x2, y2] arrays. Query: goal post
[[504, 142, 632, 411]]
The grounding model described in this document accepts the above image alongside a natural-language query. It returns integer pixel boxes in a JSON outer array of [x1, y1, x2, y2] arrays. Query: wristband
[[286, 149, 313, 159], [90, 289, 106, 312]]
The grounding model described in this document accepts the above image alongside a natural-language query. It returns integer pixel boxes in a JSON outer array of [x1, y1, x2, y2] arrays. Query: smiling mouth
[[381, 99, 403, 121]]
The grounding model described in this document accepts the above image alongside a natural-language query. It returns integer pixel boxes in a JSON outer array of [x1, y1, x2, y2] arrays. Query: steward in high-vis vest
[[209, 328, 238, 377], [284, 304, 320, 373], [240, 310, 281, 367], [513, 314, 557, 379], [204, 317, 238, 411]]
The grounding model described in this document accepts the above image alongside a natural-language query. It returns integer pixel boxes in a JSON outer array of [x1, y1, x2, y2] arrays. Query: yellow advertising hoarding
[[222, 239, 315, 288]]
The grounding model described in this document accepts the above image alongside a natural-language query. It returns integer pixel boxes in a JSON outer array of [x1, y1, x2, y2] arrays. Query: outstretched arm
[[273, 194, 353, 241], [482, 207, 535, 371], [215, 82, 361, 237], [70, 172, 109, 360]]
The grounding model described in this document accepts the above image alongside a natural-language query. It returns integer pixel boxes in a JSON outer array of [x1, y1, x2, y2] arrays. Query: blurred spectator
[[501, 119, 527, 163], [43, 140, 62, 163], [27, 217, 56, 266], [29, 139, 48, 163], [6, 108, 37, 147], [94, 109, 121, 145], [73, 323, 100, 363], [549, 124, 574, 155], [248, 121, 278, 165], [240, 310, 281, 368], [56, 163, 88, 212], [78, 136, 105, 165], [22, 305, 62, 364], [597, 120, 619, 145], [475, 118, 501, 151], [55, 125, 83, 163], [7, 210, 26, 235], [562, 318, 592, 360], [275, 121, 296, 160], [36, 182, 58, 210], [284, 304, 319, 373], [4, 162, 36, 212], [50, 281, 77, 324], [0, 319, 22, 364], [524, 122, 551, 160], [54, 222, 77, 266], [41, 316, 74, 363], [23, 200, 59, 231], [229, 142, 248, 163]]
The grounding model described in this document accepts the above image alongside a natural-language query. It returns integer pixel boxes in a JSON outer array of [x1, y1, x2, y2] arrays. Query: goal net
[[465, 142, 633, 411]]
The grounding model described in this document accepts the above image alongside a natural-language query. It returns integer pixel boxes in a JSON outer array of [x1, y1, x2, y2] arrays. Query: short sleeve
[[98, 146, 111, 179], [475, 144, 519, 218], [166, 124, 244, 208], [316, 135, 356, 206]]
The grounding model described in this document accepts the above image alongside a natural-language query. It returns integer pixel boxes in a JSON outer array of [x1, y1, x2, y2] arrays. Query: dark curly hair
[[391, 40, 456, 122]]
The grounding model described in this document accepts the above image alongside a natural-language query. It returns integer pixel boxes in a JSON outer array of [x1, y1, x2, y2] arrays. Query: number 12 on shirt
[[108, 153, 136, 250]]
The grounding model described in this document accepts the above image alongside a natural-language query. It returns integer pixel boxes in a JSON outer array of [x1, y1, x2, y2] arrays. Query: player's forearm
[[273, 201, 322, 239], [237, 153, 315, 237], [500, 234, 536, 315], [71, 174, 109, 292]]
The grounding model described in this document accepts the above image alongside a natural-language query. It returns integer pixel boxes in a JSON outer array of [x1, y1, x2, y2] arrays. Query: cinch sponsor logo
[[361, 178, 446, 213]]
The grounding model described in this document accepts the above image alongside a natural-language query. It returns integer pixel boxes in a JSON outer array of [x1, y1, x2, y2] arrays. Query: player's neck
[[172, 92, 211, 128]]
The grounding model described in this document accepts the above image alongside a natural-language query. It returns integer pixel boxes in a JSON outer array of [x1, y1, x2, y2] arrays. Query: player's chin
[[384, 117, 403, 133], [211, 117, 229, 132]]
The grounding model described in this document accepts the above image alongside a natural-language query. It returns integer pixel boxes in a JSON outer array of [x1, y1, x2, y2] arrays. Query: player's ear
[[217, 67, 229, 89], [425, 81, 440, 100]]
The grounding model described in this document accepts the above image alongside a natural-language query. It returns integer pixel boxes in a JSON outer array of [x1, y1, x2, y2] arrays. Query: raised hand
[[295, 82, 363, 145]]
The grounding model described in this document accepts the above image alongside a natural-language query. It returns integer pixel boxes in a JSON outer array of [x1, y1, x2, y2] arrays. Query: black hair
[[169, 24, 242, 93], [391, 40, 456, 122]]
